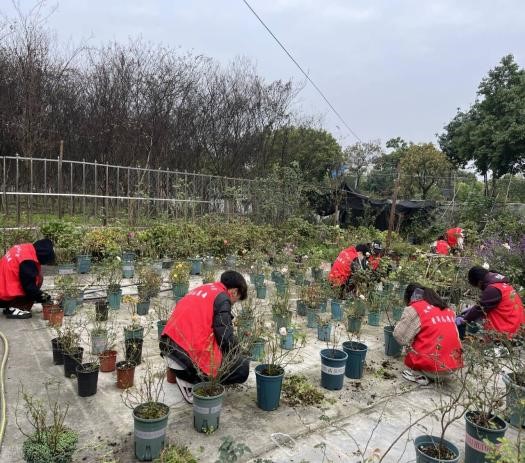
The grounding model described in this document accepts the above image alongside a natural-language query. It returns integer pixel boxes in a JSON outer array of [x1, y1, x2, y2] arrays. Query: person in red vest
[[0, 239, 54, 319], [431, 235, 451, 255], [457, 266, 525, 339], [328, 243, 370, 295], [394, 283, 463, 385], [445, 227, 464, 254], [160, 270, 249, 403]]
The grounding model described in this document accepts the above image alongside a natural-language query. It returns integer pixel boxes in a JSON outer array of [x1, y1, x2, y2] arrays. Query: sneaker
[[5, 307, 32, 319]]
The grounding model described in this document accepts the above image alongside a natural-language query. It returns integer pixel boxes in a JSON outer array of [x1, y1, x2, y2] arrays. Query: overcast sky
[[3, 0, 525, 148]]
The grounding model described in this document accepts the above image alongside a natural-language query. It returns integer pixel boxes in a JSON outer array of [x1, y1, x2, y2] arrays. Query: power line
[[241, 0, 361, 142]]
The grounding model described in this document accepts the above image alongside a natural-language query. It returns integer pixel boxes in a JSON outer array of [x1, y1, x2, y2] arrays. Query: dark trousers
[[0, 297, 35, 310]]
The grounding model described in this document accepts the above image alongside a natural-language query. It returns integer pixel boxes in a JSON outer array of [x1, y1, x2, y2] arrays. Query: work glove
[[40, 292, 52, 304], [455, 316, 465, 326]]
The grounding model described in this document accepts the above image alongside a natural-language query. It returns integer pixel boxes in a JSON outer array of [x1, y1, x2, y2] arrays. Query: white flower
[[482, 262, 490, 270], [279, 327, 287, 336], [398, 265, 402, 270], [281, 267, 288, 274], [502, 243, 511, 250], [116, 256, 121, 262], [358, 294, 365, 300], [264, 321, 273, 329]]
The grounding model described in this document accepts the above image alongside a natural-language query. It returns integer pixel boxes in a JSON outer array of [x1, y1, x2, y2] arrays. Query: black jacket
[[19, 239, 54, 302], [464, 272, 508, 322]]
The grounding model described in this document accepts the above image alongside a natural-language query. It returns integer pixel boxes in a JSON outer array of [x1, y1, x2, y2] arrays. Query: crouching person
[[394, 283, 463, 385], [160, 270, 250, 403]]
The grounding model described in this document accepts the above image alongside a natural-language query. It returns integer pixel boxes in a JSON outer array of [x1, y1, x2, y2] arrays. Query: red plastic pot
[[99, 350, 117, 373], [48, 308, 64, 327], [166, 368, 177, 384], [116, 361, 135, 389], [42, 303, 57, 320]]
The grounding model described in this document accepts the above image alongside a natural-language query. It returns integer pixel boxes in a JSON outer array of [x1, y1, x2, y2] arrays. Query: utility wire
[[241, 0, 362, 142]]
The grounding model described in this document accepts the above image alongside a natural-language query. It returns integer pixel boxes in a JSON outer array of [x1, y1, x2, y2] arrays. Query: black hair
[[356, 244, 370, 254], [404, 282, 447, 310], [220, 270, 248, 300], [468, 266, 489, 287], [33, 238, 55, 265]]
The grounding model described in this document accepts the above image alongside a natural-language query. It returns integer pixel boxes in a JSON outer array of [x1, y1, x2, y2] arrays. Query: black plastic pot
[[125, 338, 143, 366], [95, 300, 109, 322], [63, 347, 84, 378], [76, 362, 99, 397], [465, 411, 507, 463], [51, 338, 64, 365]]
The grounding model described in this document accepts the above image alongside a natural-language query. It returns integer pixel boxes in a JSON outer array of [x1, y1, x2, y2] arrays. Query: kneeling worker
[[394, 283, 463, 385], [160, 270, 250, 403]]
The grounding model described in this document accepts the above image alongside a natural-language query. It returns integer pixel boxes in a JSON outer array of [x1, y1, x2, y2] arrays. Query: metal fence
[[0, 155, 254, 225]]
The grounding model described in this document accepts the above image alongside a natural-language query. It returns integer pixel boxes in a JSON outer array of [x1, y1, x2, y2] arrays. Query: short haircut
[[220, 270, 248, 300], [468, 266, 489, 287], [356, 244, 370, 254]]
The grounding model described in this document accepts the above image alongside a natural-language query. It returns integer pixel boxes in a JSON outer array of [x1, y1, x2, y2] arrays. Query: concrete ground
[[0, 269, 521, 463]]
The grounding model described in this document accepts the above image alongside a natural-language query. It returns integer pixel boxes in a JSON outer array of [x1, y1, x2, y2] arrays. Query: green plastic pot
[[347, 317, 362, 334], [250, 338, 266, 361], [124, 326, 144, 341], [306, 307, 318, 329], [122, 251, 136, 262], [137, 300, 150, 316], [133, 402, 170, 461], [368, 311, 381, 326], [122, 262, 135, 279], [384, 325, 402, 357], [414, 435, 460, 463], [296, 299, 307, 316], [188, 258, 202, 275], [107, 289, 122, 309], [320, 348, 348, 391], [255, 364, 284, 411], [255, 285, 267, 299], [62, 296, 78, 316], [317, 324, 332, 341], [312, 267, 323, 281], [280, 328, 294, 350], [294, 273, 305, 285], [273, 314, 291, 333], [342, 341, 367, 379], [331, 299, 343, 321], [157, 320, 167, 340], [502, 373, 525, 428], [76, 254, 92, 274], [253, 274, 265, 286], [172, 282, 189, 298], [464, 411, 507, 463], [192, 383, 225, 433], [275, 282, 288, 296], [318, 301, 327, 313]]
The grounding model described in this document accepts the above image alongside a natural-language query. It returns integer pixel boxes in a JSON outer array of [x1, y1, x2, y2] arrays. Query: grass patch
[[282, 374, 325, 407]]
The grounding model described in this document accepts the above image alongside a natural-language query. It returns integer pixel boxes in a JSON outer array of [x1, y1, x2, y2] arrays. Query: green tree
[[439, 55, 525, 195], [399, 143, 452, 199], [343, 140, 382, 189]]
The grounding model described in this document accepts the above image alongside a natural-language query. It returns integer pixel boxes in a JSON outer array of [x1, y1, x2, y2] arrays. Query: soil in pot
[[76, 362, 99, 397], [415, 435, 460, 462], [99, 350, 117, 372], [116, 361, 136, 389]]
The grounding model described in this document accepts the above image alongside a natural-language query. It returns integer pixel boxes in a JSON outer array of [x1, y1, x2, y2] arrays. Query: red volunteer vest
[[484, 282, 525, 337], [435, 240, 450, 255], [368, 255, 381, 271], [446, 228, 463, 248], [0, 244, 42, 300], [328, 246, 358, 286], [405, 300, 463, 373], [162, 282, 226, 376]]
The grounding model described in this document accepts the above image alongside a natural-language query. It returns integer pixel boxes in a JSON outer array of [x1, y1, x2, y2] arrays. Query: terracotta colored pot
[[99, 350, 117, 373], [42, 303, 54, 320], [116, 361, 135, 389], [48, 308, 64, 327], [166, 368, 177, 384]]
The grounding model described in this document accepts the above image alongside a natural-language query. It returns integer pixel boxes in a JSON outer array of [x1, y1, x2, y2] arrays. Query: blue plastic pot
[[133, 402, 169, 461], [368, 311, 381, 326], [255, 364, 284, 411], [193, 383, 225, 433], [331, 299, 343, 321], [122, 251, 136, 262], [253, 274, 265, 286], [124, 326, 144, 341], [306, 308, 318, 328], [62, 296, 78, 316], [171, 282, 189, 298], [342, 341, 368, 379], [414, 435, 460, 463], [384, 325, 402, 357], [107, 289, 122, 309], [255, 285, 267, 299], [465, 412, 507, 463], [280, 329, 294, 350], [296, 299, 307, 316], [188, 258, 202, 275], [318, 301, 327, 313], [317, 324, 332, 341], [320, 348, 348, 391], [76, 255, 92, 274], [347, 317, 362, 334], [250, 338, 266, 361], [137, 300, 150, 316], [275, 282, 288, 296], [122, 262, 135, 279]]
